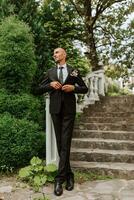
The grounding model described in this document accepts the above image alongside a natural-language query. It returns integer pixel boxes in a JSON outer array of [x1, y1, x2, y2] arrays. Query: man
[[36, 48, 88, 196]]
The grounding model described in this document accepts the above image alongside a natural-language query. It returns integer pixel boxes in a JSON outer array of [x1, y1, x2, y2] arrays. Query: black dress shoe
[[54, 182, 63, 196], [65, 178, 74, 191]]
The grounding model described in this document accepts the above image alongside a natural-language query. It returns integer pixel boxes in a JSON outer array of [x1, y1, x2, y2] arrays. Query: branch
[[69, 0, 83, 19], [92, 0, 125, 25], [96, 43, 112, 48], [95, 25, 116, 40], [84, 0, 91, 17]]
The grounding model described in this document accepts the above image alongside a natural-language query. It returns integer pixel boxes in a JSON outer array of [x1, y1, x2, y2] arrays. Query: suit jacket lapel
[[64, 64, 73, 83], [51, 66, 58, 81]]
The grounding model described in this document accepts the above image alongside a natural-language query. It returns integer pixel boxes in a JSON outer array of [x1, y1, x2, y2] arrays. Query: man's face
[[53, 48, 66, 63]]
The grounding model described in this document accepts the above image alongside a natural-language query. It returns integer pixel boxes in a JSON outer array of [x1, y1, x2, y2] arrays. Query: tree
[[0, 0, 90, 79], [69, 0, 133, 70], [37, 0, 89, 74], [0, 15, 36, 93], [0, 0, 14, 19], [0, 16, 45, 169], [109, 18, 134, 69]]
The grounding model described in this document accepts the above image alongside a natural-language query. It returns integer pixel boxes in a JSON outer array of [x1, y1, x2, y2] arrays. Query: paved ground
[[0, 177, 134, 200]]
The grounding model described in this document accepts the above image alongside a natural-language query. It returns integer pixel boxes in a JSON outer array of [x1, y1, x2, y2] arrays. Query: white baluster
[[94, 76, 100, 101], [89, 76, 95, 104], [98, 70, 105, 96]]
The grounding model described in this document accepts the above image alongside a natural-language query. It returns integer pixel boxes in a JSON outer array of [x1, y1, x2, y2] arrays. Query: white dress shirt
[[57, 63, 68, 83]]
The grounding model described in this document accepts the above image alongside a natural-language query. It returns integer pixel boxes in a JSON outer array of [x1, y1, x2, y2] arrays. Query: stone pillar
[[45, 94, 59, 165]]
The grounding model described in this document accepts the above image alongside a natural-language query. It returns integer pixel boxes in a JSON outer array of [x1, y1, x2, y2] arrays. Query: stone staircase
[[71, 95, 134, 179]]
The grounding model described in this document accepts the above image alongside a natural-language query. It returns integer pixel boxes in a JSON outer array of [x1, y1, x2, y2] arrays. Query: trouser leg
[[51, 113, 62, 156], [58, 113, 75, 180], [51, 113, 75, 183]]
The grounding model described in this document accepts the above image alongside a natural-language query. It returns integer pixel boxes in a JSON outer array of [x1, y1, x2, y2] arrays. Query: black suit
[[36, 64, 88, 183]]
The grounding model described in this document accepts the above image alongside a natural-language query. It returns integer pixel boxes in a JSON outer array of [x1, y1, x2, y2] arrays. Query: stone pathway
[[0, 177, 134, 200]]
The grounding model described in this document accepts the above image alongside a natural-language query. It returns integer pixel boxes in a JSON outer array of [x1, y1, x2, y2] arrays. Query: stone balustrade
[[77, 69, 106, 112]]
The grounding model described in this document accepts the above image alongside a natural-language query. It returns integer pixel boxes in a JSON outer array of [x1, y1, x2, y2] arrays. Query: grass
[[74, 170, 113, 184]]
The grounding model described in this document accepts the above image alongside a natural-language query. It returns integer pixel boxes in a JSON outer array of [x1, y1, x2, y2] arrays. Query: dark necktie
[[59, 66, 63, 84]]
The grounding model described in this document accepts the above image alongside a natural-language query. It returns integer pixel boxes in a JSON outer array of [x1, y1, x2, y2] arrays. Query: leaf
[[30, 156, 42, 166], [33, 175, 42, 186], [18, 166, 31, 178], [32, 165, 43, 172], [47, 175, 55, 182], [40, 175, 47, 185], [44, 164, 57, 172], [33, 175, 47, 186]]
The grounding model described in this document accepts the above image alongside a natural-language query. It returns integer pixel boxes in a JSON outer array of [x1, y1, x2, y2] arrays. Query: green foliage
[[34, 0, 90, 75], [0, 165, 14, 174], [0, 0, 90, 79], [0, 89, 44, 126], [69, 0, 133, 69], [0, 113, 45, 169], [0, 15, 36, 93], [75, 112, 81, 122], [74, 170, 112, 184], [67, 49, 90, 76], [0, 0, 15, 19], [19, 156, 57, 192], [106, 83, 132, 96], [0, 14, 45, 171], [0, 0, 133, 72], [105, 65, 128, 79]]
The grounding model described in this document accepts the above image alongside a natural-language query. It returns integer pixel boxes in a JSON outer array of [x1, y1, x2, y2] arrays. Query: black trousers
[[51, 104, 75, 183]]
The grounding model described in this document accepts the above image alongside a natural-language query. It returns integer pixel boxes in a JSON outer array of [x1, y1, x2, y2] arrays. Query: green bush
[[0, 16, 36, 93], [106, 83, 132, 96], [106, 83, 120, 96], [0, 113, 45, 169], [0, 89, 44, 126]]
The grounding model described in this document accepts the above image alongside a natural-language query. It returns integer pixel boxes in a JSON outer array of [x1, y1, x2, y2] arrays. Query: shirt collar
[[57, 63, 67, 69]]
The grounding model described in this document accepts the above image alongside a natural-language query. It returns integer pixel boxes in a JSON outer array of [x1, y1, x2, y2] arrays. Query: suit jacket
[[36, 64, 88, 114]]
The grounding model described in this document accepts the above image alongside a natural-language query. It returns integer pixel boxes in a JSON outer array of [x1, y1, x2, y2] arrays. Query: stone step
[[71, 138, 134, 151], [105, 95, 134, 101], [75, 122, 134, 131], [97, 95, 134, 104], [84, 104, 134, 113], [81, 122, 134, 131], [70, 148, 134, 163], [80, 117, 134, 123], [72, 96, 134, 179], [71, 161, 134, 179], [82, 111, 134, 118], [73, 130, 134, 140]]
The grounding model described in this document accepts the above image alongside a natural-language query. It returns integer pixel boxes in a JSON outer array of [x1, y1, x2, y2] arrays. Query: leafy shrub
[[0, 89, 44, 126], [0, 16, 36, 93], [106, 83, 132, 96], [0, 113, 45, 169], [19, 156, 57, 192]]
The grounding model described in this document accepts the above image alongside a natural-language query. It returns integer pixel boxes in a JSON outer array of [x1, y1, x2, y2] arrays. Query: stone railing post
[[45, 94, 59, 165]]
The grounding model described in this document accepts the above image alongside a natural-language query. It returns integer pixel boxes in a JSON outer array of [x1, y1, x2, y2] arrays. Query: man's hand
[[62, 84, 75, 92], [50, 81, 62, 90]]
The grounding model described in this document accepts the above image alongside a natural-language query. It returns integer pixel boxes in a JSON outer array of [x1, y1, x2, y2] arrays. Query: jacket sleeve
[[33, 71, 54, 95], [74, 71, 88, 94]]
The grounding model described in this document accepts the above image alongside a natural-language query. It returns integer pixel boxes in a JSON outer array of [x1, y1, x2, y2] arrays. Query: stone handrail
[[45, 69, 106, 165]]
